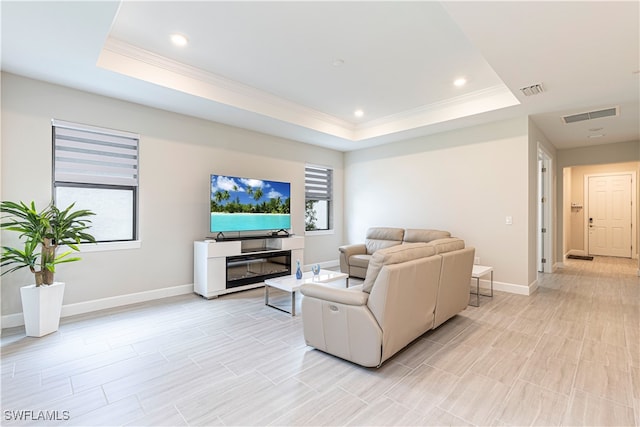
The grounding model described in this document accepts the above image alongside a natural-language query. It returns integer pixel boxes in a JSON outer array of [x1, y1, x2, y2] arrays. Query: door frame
[[583, 171, 636, 258], [537, 145, 553, 273]]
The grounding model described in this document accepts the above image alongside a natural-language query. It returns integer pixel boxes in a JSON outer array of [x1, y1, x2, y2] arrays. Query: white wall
[[344, 117, 533, 293], [1, 73, 344, 319]]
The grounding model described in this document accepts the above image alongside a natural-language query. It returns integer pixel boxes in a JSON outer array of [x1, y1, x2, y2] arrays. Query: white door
[[588, 174, 632, 257]]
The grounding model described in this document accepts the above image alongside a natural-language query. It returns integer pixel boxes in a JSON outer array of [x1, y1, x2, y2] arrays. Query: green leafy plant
[[305, 200, 318, 231], [1, 201, 96, 286]]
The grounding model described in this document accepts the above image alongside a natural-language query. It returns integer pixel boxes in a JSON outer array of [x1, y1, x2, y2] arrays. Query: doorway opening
[[562, 162, 638, 260]]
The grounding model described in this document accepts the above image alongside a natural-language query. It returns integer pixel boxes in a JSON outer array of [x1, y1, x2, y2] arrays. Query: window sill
[[76, 240, 141, 253], [305, 229, 334, 236]]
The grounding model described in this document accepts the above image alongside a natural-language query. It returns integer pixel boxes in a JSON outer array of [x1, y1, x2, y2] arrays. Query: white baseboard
[[566, 249, 587, 258], [305, 259, 339, 270], [470, 276, 533, 296], [321, 258, 534, 296], [2, 261, 537, 329], [1, 283, 194, 329], [489, 279, 534, 296]]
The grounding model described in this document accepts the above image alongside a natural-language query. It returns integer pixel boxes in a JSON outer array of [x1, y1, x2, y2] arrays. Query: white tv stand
[[193, 236, 304, 299]]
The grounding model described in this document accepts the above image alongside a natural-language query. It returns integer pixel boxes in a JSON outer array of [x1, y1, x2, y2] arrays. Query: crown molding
[[354, 85, 520, 140], [98, 37, 357, 140], [98, 37, 520, 143]]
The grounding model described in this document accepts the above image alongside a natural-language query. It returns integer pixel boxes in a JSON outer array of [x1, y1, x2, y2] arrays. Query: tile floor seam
[[568, 328, 587, 397], [574, 384, 636, 409], [434, 403, 478, 427]]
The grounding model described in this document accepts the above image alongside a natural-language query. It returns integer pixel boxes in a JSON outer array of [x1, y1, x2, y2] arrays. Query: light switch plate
[[506, 216, 513, 225]]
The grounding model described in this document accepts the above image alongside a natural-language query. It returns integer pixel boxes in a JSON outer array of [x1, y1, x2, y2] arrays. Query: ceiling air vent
[[562, 107, 618, 124], [520, 84, 544, 96]]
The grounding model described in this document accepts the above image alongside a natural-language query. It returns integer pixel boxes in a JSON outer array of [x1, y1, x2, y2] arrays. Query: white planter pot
[[20, 282, 65, 337]]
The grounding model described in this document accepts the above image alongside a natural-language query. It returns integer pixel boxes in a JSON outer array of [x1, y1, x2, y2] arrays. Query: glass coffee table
[[264, 269, 348, 316]]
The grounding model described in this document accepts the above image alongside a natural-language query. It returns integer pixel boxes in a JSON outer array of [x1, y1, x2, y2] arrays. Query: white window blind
[[53, 119, 139, 186], [305, 165, 332, 201], [52, 119, 139, 242]]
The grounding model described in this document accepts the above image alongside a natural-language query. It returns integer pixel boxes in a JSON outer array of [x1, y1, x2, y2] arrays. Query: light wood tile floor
[[1, 257, 638, 426]]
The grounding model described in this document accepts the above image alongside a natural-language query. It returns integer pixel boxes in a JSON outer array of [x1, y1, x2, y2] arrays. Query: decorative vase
[[311, 264, 321, 276], [20, 282, 65, 337], [295, 260, 303, 279]]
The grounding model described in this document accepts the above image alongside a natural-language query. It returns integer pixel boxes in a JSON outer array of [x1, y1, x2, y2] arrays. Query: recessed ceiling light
[[588, 127, 603, 132], [332, 59, 345, 67], [588, 134, 605, 139], [453, 78, 467, 87], [354, 109, 364, 118], [170, 33, 188, 47]]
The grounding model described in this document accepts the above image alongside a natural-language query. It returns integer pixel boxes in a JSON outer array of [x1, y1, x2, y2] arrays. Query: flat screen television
[[210, 174, 291, 233]]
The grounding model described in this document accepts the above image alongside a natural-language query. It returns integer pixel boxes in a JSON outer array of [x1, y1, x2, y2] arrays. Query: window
[[52, 119, 139, 242], [305, 164, 332, 231]]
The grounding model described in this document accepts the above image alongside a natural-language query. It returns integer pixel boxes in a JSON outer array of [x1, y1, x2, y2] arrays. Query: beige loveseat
[[301, 239, 474, 367], [339, 227, 451, 279]]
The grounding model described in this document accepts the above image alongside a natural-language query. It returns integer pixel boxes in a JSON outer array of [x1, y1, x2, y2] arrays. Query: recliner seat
[[302, 239, 474, 367]]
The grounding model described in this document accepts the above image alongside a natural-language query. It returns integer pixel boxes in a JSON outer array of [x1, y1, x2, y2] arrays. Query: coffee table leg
[[265, 285, 269, 306], [265, 285, 296, 316], [291, 291, 296, 317]]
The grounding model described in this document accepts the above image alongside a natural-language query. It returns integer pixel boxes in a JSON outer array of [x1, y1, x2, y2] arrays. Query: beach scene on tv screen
[[210, 175, 291, 232]]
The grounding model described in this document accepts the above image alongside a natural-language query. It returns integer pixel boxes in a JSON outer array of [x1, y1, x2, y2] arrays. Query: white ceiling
[[2, 1, 638, 152]]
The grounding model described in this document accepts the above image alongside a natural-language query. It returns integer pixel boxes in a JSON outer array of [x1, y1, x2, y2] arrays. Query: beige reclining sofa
[[301, 239, 474, 367], [339, 227, 452, 279]]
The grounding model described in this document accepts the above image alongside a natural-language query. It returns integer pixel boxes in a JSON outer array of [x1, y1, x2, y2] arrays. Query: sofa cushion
[[365, 227, 405, 254], [403, 229, 451, 243], [362, 243, 436, 293], [349, 254, 372, 269], [426, 237, 465, 254]]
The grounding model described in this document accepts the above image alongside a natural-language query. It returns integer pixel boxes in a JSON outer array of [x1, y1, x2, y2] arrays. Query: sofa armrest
[[300, 284, 369, 306], [338, 243, 367, 275], [301, 284, 382, 367], [338, 243, 366, 257]]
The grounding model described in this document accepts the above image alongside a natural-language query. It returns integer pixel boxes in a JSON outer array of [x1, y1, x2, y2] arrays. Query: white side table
[[470, 265, 493, 307]]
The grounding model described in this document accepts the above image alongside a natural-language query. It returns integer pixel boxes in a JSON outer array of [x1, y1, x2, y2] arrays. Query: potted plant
[[1, 201, 95, 337]]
